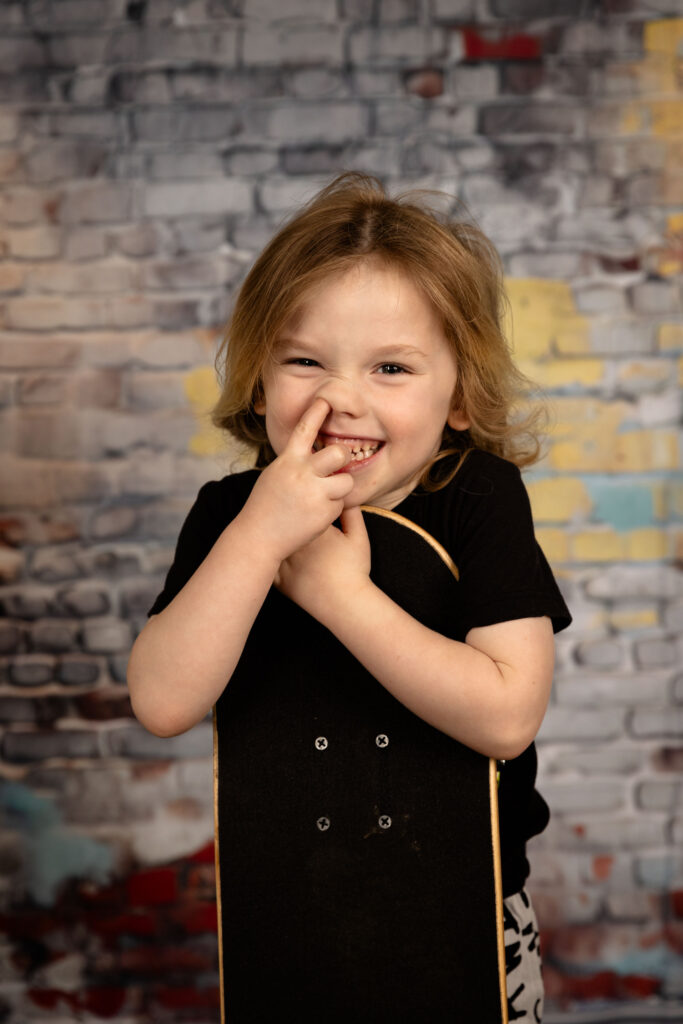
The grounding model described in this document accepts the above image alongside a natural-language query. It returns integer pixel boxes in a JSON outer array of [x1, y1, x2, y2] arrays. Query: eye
[[284, 357, 320, 367], [376, 363, 409, 375]]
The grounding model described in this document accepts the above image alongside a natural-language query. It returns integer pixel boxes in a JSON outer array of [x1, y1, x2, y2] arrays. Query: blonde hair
[[212, 172, 543, 486]]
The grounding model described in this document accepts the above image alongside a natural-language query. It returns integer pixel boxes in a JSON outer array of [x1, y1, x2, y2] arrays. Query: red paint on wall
[[190, 841, 215, 863], [83, 988, 127, 1017], [622, 975, 661, 998], [463, 28, 542, 60], [92, 910, 159, 938], [155, 985, 220, 1009], [672, 890, 683, 917], [172, 900, 218, 934], [127, 866, 178, 905], [593, 855, 614, 880]]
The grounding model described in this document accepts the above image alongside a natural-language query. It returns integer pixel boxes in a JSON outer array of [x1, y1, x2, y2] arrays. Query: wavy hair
[[212, 172, 544, 487]]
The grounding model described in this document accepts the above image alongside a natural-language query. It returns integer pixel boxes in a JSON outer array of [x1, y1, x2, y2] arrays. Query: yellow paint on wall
[[643, 18, 683, 56], [550, 398, 631, 437], [554, 323, 592, 355], [620, 100, 683, 137], [617, 21, 683, 139], [613, 431, 679, 473], [535, 528, 570, 564], [673, 529, 683, 562], [519, 358, 604, 389], [658, 324, 683, 351], [572, 529, 625, 562], [551, 424, 679, 473], [625, 528, 669, 561], [505, 279, 589, 360], [527, 477, 592, 523], [183, 365, 223, 456], [617, 360, 673, 387]]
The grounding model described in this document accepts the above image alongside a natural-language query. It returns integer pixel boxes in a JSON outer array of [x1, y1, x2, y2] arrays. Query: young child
[[128, 172, 571, 1022]]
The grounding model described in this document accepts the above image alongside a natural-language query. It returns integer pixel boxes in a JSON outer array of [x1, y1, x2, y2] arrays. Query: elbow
[[129, 691, 190, 738], [127, 660, 187, 738], [486, 707, 545, 762]]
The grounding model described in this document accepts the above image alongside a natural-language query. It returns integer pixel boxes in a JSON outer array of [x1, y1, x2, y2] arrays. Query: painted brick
[[634, 638, 679, 670], [631, 707, 683, 739], [106, 722, 213, 759], [636, 854, 683, 890], [132, 106, 239, 143], [539, 706, 625, 743], [546, 746, 646, 776], [266, 101, 368, 141], [555, 672, 670, 707], [561, 816, 668, 851], [573, 638, 625, 670], [349, 26, 446, 64], [8, 653, 56, 685], [539, 780, 626, 814], [143, 179, 252, 217], [527, 476, 592, 523], [0, 4, 681, 1016], [2, 729, 102, 762], [58, 656, 101, 685], [584, 565, 683, 601], [480, 103, 580, 135], [259, 176, 329, 213], [4, 226, 61, 259], [243, 25, 344, 65], [149, 151, 224, 180], [244, 0, 337, 17]]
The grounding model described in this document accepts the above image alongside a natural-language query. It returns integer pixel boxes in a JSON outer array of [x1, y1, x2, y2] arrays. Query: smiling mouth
[[314, 435, 384, 462]]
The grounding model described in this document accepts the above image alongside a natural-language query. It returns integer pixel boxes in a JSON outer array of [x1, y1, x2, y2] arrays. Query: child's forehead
[[280, 260, 435, 327]]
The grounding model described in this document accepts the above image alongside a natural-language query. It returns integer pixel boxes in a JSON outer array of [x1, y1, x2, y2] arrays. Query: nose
[[314, 373, 368, 419]]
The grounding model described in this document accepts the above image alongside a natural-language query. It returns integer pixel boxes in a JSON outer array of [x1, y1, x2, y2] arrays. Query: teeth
[[317, 436, 381, 461]]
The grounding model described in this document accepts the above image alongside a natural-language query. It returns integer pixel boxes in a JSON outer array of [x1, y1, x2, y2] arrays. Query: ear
[[254, 397, 265, 415], [447, 407, 470, 430]]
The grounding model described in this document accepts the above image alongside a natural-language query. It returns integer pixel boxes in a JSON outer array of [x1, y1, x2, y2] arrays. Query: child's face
[[256, 260, 469, 510]]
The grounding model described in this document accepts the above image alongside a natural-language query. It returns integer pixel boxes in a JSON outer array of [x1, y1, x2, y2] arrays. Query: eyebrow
[[276, 337, 429, 359]]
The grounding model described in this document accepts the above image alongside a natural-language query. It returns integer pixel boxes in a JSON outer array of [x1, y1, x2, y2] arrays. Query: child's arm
[[276, 506, 555, 762], [127, 399, 352, 738]]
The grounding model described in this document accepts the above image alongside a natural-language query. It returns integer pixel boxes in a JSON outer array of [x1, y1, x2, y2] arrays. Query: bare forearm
[[321, 582, 551, 760], [127, 514, 280, 737]]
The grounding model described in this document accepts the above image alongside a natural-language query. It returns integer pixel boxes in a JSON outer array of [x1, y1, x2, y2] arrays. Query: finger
[[340, 505, 367, 538], [285, 397, 330, 457], [311, 441, 351, 476], [325, 472, 355, 501]]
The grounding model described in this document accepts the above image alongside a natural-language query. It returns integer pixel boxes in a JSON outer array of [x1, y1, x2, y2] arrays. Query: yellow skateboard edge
[[213, 708, 226, 1024], [490, 755, 509, 1024]]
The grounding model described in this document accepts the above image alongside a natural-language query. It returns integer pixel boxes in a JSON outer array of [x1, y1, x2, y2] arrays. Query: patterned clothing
[[505, 889, 544, 1023]]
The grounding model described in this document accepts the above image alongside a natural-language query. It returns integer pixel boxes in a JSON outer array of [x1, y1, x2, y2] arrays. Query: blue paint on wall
[[584, 480, 658, 530], [0, 781, 114, 906]]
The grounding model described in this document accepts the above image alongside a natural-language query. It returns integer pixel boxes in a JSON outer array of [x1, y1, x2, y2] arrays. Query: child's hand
[[276, 507, 372, 624], [239, 397, 354, 564]]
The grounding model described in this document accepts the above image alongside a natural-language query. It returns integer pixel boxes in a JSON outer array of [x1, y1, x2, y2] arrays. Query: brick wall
[[0, 1, 681, 1020]]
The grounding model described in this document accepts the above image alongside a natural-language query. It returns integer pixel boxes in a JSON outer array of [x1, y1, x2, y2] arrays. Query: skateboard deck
[[213, 506, 507, 1022]]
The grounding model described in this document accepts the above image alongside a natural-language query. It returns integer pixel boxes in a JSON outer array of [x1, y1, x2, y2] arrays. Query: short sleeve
[[147, 471, 258, 618], [451, 456, 571, 637]]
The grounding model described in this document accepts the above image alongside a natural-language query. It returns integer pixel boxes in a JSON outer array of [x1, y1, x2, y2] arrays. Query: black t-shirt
[[148, 448, 571, 896]]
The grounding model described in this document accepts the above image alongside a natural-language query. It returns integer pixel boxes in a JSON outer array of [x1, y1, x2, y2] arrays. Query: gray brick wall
[[0, 0, 682, 1020]]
